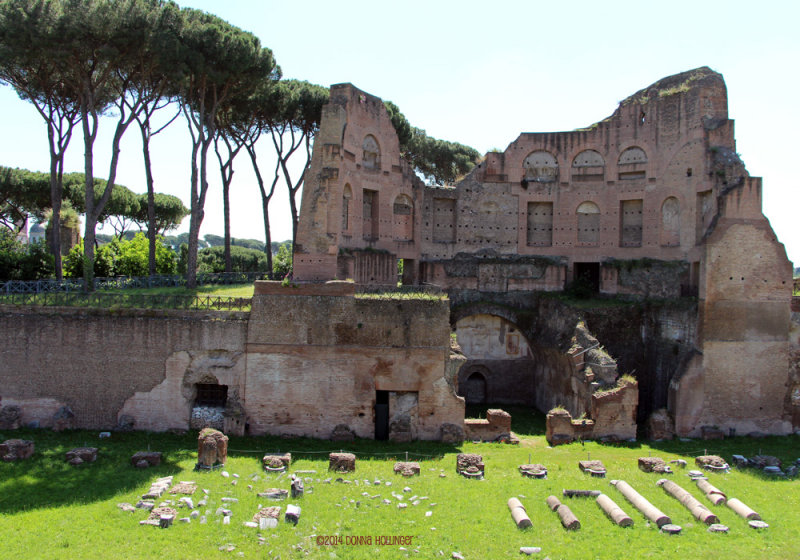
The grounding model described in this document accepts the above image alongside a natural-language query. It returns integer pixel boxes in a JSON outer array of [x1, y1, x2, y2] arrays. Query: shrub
[[63, 241, 114, 278], [197, 245, 268, 273], [0, 229, 54, 280], [63, 233, 176, 278], [273, 243, 292, 277]]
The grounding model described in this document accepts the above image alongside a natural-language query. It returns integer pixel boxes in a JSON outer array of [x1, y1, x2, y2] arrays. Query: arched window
[[660, 196, 680, 246], [571, 150, 605, 182], [362, 135, 380, 169], [392, 194, 413, 241], [342, 184, 352, 232], [618, 147, 647, 180], [523, 151, 558, 183], [618, 147, 647, 165], [576, 201, 600, 244]]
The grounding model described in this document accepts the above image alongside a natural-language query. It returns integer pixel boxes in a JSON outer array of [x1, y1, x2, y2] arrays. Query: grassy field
[[1, 417, 799, 559], [95, 284, 256, 298]]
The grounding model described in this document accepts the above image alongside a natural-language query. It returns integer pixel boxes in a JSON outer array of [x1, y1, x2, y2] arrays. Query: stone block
[[578, 460, 606, 476], [329, 452, 356, 472], [393, 462, 421, 476], [253, 506, 281, 524], [257, 488, 288, 500], [486, 409, 512, 431], [131, 451, 162, 468], [0, 439, 34, 461], [197, 428, 228, 467], [65, 447, 98, 465], [638, 457, 671, 473], [456, 453, 484, 475], [262, 452, 291, 471]]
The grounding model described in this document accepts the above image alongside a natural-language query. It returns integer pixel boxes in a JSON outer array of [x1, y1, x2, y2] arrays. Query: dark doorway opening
[[400, 258, 415, 285], [375, 390, 389, 440], [465, 372, 487, 404], [195, 383, 228, 407], [573, 262, 600, 294]]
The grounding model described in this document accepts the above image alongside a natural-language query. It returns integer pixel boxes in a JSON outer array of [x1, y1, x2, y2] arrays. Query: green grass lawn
[[1, 425, 799, 559], [96, 284, 256, 298], [0, 284, 256, 311]]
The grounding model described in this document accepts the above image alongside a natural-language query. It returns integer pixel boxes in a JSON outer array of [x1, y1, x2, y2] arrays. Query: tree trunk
[[262, 196, 273, 275], [81, 106, 98, 291], [247, 143, 276, 275], [47, 125, 63, 280], [223, 180, 231, 272], [186, 138, 201, 289], [140, 124, 157, 276]]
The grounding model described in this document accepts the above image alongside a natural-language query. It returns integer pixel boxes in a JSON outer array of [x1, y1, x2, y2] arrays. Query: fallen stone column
[[596, 493, 633, 527], [657, 479, 718, 525], [507, 498, 532, 529], [610, 479, 671, 528], [546, 495, 580, 530], [695, 478, 727, 505], [563, 489, 601, 498], [726, 497, 761, 520]]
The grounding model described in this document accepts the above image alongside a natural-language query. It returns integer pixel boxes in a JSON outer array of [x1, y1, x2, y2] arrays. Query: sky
[[1, 0, 798, 264]]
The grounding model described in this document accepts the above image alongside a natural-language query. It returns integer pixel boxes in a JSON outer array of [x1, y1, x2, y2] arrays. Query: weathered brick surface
[[0, 307, 247, 430]]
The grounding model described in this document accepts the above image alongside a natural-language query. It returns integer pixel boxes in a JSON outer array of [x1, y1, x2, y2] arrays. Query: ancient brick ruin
[[0, 67, 796, 440], [293, 66, 796, 438]]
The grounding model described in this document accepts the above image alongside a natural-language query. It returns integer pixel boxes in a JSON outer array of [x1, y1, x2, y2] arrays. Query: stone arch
[[576, 201, 600, 244], [362, 135, 380, 169], [572, 149, 605, 182], [342, 184, 352, 232], [523, 150, 558, 183], [454, 314, 535, 407], [660, 196, 681, 246], [392, 194, 414, 241]]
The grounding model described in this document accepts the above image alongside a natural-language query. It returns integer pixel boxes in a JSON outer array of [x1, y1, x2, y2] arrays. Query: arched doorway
[[464, 371, 487, 404], [455, 314, 535, 406]]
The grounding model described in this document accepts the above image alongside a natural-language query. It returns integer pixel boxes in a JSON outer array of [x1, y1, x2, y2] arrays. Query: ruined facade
[[294, 67, 795, 437], [0, 283, 465, 441]]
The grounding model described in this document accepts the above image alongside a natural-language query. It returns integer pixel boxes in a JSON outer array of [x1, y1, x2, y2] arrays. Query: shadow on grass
[[644, 433, 800, 481], [0, 429, 467, 514], [0, 428, 194, 514], [225, 433, 464, 462]]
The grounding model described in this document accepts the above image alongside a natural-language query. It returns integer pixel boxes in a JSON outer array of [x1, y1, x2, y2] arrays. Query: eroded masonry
[[1, 67, 797, 440], [293, 67, 797, 438]]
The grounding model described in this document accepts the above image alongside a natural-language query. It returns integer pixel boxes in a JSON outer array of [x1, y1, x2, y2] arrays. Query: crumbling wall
[[786, 311, 800, 430], [294, 84, 424, 283], [0, 307, 248, 430], [244, 281, 464, 440], [671, 175, 793, 436], [545, 378, 638, 444], [464, 408, 512, 441]]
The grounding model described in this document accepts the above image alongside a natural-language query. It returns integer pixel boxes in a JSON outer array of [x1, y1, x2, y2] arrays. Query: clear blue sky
[[1, 0, 798, 264]]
